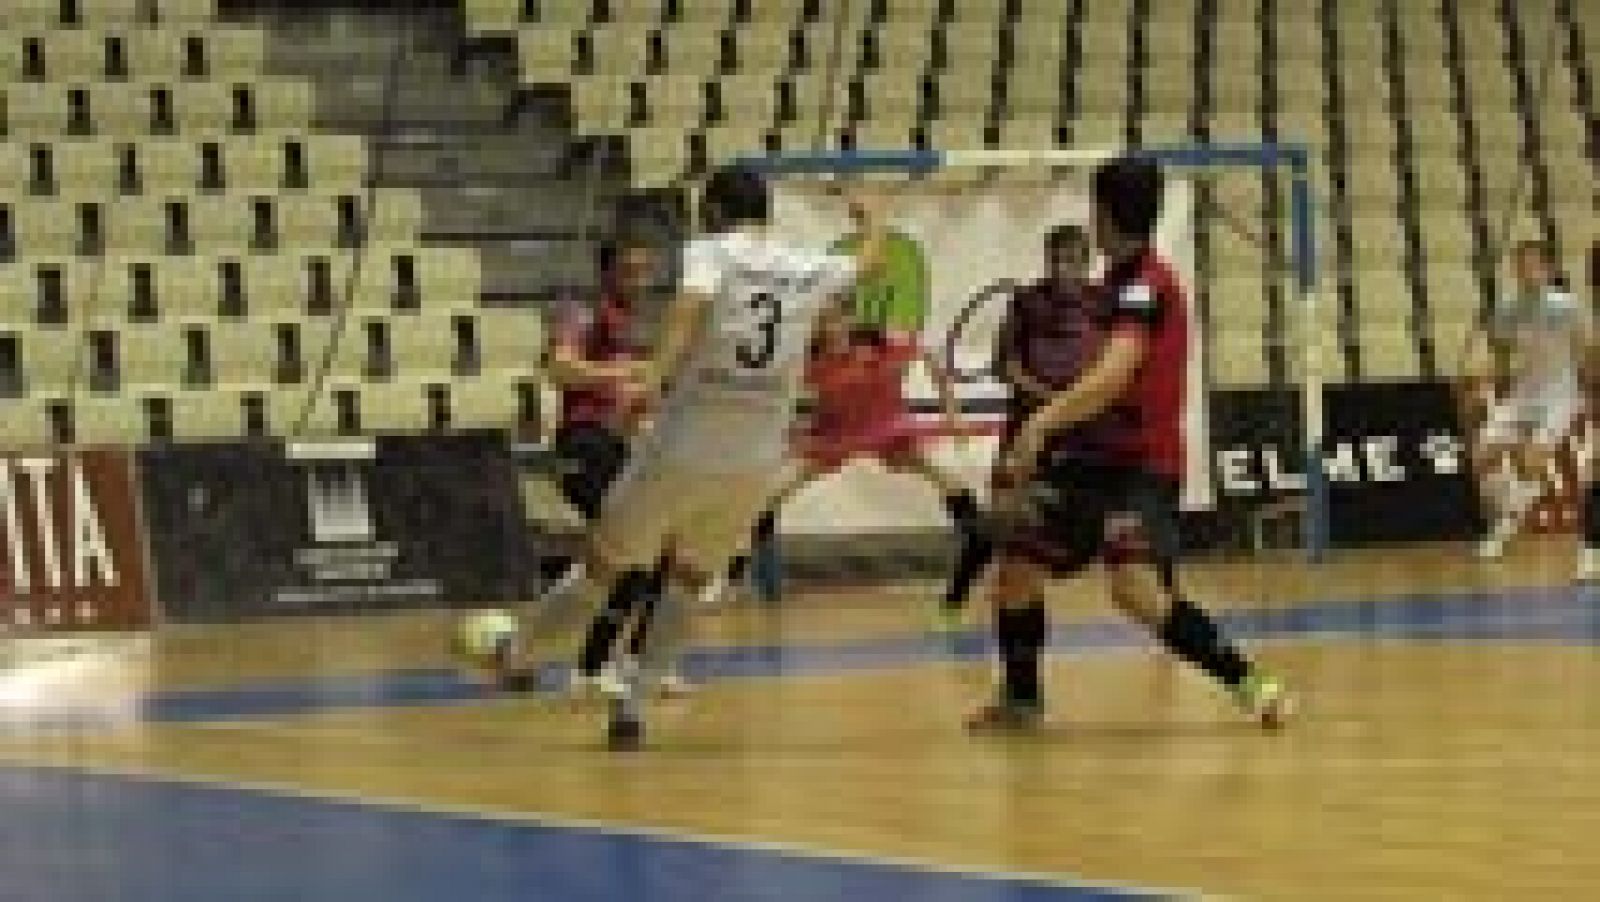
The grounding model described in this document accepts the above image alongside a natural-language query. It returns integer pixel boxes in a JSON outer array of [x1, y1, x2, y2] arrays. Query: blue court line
[[7, 584, 1600, 733], [0, 763, 1169, 902]]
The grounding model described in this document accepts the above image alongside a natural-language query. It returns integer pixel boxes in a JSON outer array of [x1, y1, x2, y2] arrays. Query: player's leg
[[881, 447, 985, 626], [559, 426, 653, 690], [1101, 475, 1291, 728], [967, 551, 1050, 729], [605, 472, 775, 749], [503, 462, 677, 690], [1475, 400, 1541, 558], [1582, 469, 1600, 580], [726, 463, 829, 604]]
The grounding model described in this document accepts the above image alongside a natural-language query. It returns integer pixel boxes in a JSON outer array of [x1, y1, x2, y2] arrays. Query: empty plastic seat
[[1209, 327, 1270, 387], [1359, 326, 1421, 380], [169, 389, 243, 439], [658, 22, 725, 76], [74, 395, 146, 444], [359, 381, 431, 433], [519, 27, 581, 80], [569, 77, 632, 130]]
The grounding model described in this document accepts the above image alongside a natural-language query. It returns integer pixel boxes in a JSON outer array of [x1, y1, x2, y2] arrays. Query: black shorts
[[1000, 459, 1181, 586], [553, 422, 630, 520]]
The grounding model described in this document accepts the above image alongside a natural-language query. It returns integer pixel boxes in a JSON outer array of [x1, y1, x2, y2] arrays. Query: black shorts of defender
[[1002, 459, 1181, 589], [553, 422, 630, 520]]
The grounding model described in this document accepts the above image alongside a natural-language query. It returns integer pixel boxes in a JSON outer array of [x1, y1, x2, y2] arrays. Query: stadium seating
[[470, 0, 1594, 391], [0, 6, 544, 447]]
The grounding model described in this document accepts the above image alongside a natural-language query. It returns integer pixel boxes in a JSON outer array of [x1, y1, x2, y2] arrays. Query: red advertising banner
[[0, 447, 153, 631]]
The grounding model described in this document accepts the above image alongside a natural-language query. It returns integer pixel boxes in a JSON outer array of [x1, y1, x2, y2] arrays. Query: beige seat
[[170, 389, 244, 440], [466, 0, 523, 32], [1209, 327, 1270, 388], [519, 27, 581, 81]]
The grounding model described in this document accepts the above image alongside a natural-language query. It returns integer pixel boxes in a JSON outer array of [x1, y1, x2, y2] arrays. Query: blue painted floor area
[[116, 583, 1600, 727], [0, 765, 1157, 902], [2, 587, 1596, 900]]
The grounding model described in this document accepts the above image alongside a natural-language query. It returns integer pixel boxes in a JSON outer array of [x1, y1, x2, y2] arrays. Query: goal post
[[735, 142, 1327, 562]]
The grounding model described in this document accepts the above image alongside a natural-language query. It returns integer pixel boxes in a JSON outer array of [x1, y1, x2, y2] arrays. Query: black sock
[[577, 568, 656, 676], [995, 603, 1047, 705], [624, 586, 661, 657], [941, 490, 988, 609], [728, 510, 780, 582], [943, 490, 981, 533], [1585, 482, 1600, 549], [943, 534, 994, 608], [1156, 598, 1251, 689]]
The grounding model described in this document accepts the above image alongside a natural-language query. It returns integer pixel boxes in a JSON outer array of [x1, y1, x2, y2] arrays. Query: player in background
[[971, 156, 1291, 730], [940, 224, 1098, 623], [545, 240, 691, 697], [1581, 240, 1600, 580], [1468, 240, 1592, 561], [747, 297, 979, 622], [494, 167, 884, 749]]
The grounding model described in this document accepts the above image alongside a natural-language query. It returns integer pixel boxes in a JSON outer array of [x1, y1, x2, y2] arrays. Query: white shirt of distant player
[[643, 229, 856, 472], [1492, 285, 1588, 401]]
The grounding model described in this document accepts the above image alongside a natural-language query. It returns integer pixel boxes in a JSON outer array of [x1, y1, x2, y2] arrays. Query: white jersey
[[643, 230, 856, 472], [1491, 285, 1587, 402]]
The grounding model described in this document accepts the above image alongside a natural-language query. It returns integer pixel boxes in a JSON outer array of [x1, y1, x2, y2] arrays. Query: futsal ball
[[454, 609, 518, 669]]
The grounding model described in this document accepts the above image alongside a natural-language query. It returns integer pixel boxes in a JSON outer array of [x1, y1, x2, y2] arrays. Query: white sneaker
[[1477, 527, 1512, 560], [655, 669, 696, 698], [570, 664, 629, 702], [1579, 547, 1600, 582]]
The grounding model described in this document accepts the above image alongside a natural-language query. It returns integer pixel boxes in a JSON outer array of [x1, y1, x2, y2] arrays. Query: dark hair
[[1091, 157, 1164, 241], [703, 166, 770, 228], [596, 238, 652, 275], [1511, 238, 1554, 264], [1046, 223, 1089, 251]]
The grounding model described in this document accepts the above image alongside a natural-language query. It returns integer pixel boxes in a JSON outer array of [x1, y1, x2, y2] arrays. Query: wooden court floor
[[2, 539, 1599, 900]]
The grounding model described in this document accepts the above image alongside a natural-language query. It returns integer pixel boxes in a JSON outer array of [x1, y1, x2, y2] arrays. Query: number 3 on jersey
[[736, 290, 783, 370]]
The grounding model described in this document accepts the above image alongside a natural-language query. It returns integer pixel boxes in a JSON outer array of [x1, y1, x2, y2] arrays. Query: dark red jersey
[[556, 287, 642, 428], [1092, 246, 1189, 480]]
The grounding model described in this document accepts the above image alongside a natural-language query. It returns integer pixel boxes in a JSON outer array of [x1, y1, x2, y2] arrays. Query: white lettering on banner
[[1421, 434, 1464, 475], [19, 459, 61, 589], [0, 462, 27, 592], [0, 457, 119, 594], [1219, 448, 1258, 493], [71, 460, 117, 588], [1217, 433, 1471, 496], [1322, 443, 1362, 483], [1363, 437, 1406, 482], [1263, 446, 1308, 491]]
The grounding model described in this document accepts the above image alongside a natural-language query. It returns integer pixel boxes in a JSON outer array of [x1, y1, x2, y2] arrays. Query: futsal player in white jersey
[[1471, 240, 1592, 560], [502, 167, 884, 748]]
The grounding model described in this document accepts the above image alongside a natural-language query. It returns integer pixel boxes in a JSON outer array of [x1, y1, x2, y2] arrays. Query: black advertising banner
[[0, 447, 153, 631], [1206, 382, 1480, 547], [140, 432, 527, 622]]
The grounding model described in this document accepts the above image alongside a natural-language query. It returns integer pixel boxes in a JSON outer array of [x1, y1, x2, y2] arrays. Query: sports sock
[[636, 578, 693, 687], [1156, 598, 1251, 689], [575, 568, 658, 675], [941, 491, 991, 609], [1584, 482, 1600, 549], [995, 603, 1046, 705], [515, 563, 611, 644]]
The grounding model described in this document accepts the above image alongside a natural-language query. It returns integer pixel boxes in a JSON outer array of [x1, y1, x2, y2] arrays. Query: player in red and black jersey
[[969, 157, 1293, 730], [940, 225, 1098, 617], [1582, 240, 1600, 580], [547, 240, 687, 696]]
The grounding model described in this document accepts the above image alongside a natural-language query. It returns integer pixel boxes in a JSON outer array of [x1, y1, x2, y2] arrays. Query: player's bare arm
[[548, 336, 644, 388], [637, 289, 711, 400], [1004, 330, 1145, 480], [920, 348, 962, 435]]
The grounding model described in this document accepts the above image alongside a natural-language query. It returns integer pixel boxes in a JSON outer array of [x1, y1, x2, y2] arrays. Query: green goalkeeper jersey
[[829, 229, 929, 332]]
